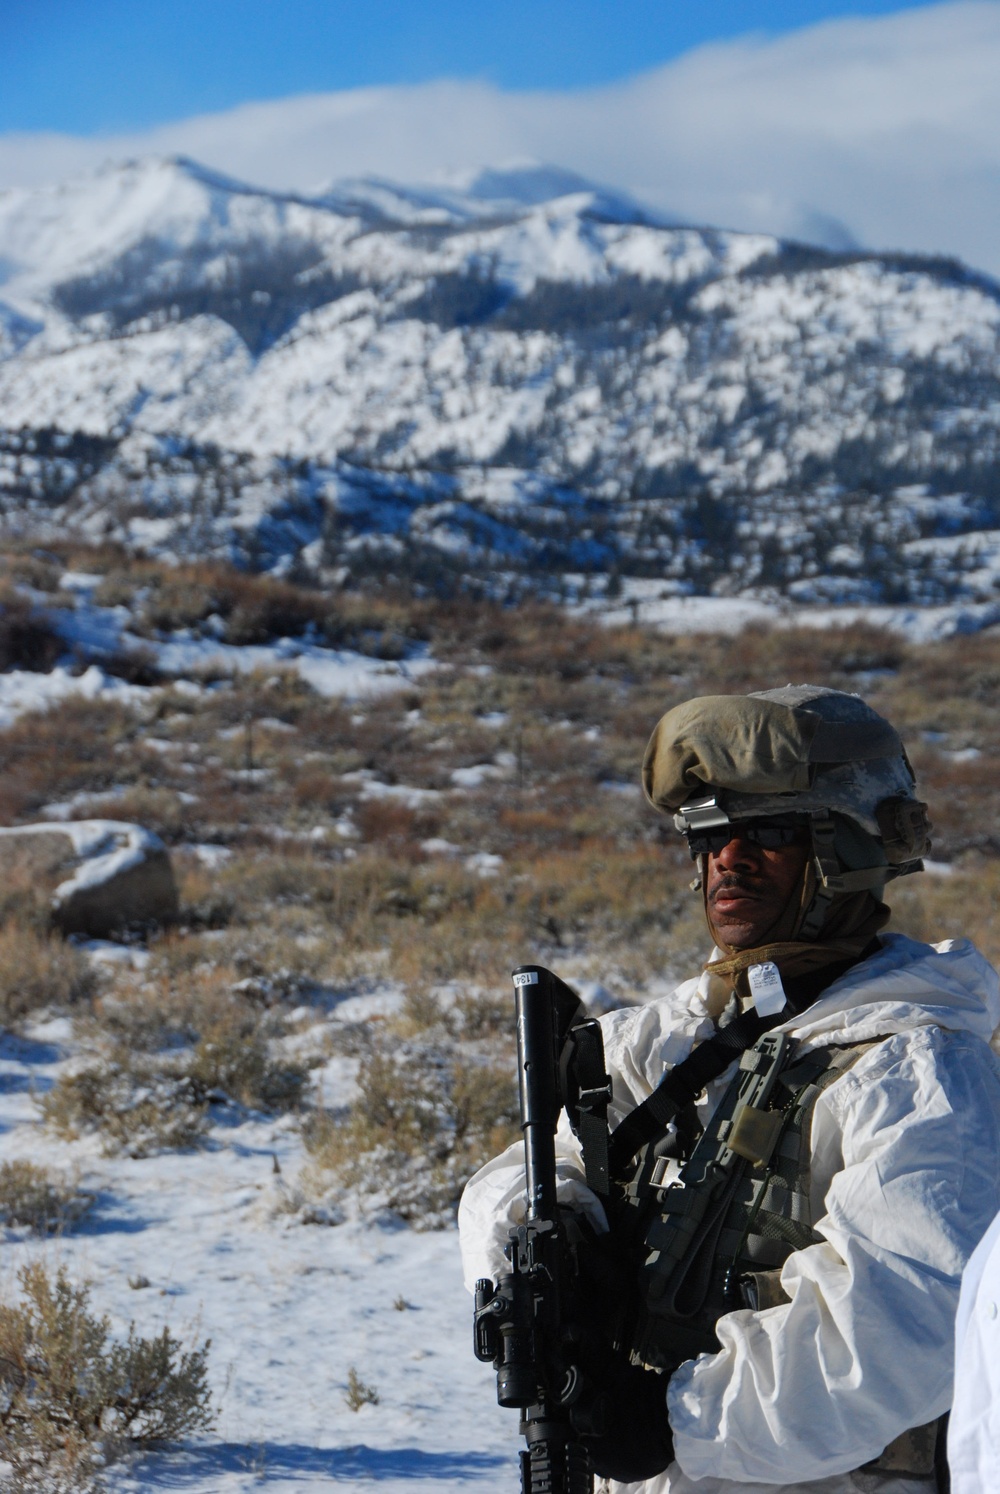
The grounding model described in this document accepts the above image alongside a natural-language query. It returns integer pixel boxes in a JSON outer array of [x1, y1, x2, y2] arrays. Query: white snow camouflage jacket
[[458, 933, 1000, 1494]]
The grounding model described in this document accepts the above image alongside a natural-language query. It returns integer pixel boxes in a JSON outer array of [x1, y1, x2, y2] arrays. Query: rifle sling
[[606, 1005, 788, 1179]]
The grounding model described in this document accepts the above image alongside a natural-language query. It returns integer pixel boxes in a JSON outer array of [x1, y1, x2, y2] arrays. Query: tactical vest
[[611, 1032, 944, 1485]]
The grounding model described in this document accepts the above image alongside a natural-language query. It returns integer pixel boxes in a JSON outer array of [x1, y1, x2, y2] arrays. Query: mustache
[[708, 872, 765, 902]]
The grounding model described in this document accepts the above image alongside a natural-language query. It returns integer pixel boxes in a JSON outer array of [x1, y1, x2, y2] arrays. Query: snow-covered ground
[[580, 579, 1000, 642], [0, 560, 991, 768], [0, 1002, 517, 1494], [0, 562, 519, 1489]]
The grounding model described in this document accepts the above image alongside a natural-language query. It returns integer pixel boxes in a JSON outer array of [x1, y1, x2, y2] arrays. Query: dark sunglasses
[[685, 818, 807, 859]]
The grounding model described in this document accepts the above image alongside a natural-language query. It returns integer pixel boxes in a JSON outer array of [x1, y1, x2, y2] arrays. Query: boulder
[[0, 820, 179, 936]]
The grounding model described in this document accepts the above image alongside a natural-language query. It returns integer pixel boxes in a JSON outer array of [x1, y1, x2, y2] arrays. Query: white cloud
[[2, 1, 1000, 274]]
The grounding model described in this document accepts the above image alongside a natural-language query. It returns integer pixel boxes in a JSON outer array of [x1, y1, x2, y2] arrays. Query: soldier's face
[[705, 829, 811, 949]]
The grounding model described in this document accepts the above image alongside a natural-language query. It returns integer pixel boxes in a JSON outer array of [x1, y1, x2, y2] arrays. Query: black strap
[[563, 1020, 613, 1195], [607, 1005, 787, 1179]]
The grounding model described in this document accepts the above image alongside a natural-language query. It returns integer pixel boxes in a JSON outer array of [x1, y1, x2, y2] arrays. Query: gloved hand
[[570, 1353, 675, 1484]]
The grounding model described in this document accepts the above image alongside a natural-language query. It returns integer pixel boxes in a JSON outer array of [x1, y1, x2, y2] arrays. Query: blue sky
[[1, 0, 947, 134]]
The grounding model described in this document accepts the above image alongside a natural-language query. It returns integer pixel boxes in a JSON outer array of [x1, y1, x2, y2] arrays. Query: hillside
[[1, 157, 999, 609], [0, 543, 999, 1488]]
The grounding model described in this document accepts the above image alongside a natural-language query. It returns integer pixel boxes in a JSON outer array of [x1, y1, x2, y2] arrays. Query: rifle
[[472, 965, 613, 1494]]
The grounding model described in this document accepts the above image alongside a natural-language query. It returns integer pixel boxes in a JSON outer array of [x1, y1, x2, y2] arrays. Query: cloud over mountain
[[1, 3, 999, 273]]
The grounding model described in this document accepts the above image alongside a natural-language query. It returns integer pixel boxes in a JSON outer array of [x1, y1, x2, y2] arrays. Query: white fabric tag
[[747, 961, 787, 1017]]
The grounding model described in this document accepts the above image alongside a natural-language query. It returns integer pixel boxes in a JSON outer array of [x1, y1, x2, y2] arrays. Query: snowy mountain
[[1, 154, 999, 607]]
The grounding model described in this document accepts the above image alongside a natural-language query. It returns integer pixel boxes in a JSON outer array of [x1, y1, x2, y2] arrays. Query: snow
[[449, 764, 506, 789], [0, 633, 432, 738], [148, 635, 437, 701], [0, 664, 149, 729], [190, 843, 235, 870], [0, 1010, 516, 1494], [344, 772, 443, 809], [420, 839, 462, 858], [3, 154, 1000, 621], [581, 579, 1000, 643], [75, 939, 152, 971]]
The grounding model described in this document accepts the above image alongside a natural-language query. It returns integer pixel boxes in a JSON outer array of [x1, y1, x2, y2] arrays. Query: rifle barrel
[[513, 967, 561, 1221]]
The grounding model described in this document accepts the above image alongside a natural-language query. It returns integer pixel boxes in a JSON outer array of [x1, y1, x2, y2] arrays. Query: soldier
[[460, 686, 1000, 1494]]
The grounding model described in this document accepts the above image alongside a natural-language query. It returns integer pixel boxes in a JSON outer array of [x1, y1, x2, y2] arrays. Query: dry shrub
[[211, 850, 335, 912], [0, 836, 67, 931], [449, 989, 512, 1040], [0, 697, 133, 824], [40, 1053, 210, 1158], [0, 925, 96, 1026], [169, 859, 236, 930], [71, 785, 190, 842], [0, 1161, 93, 1235], [43, 968, 313, 1155], [0, 583, 63, 673], [95, 644, 163, 686], [886, 859, 1000, 970], [353, 797, 423, 846], [0, 553, 63, 594], [291, 767, 344, 811], [344, 1367, 380, 1411], [302, 1035, 519, 1227], [378, 843, 699, 996], [0, 1262, 212, 1489], [101, 556, 429, 657], [189, 1011, 310, 1111]]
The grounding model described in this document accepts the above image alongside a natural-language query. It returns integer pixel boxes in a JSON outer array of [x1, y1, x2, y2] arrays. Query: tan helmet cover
[[642, 686, 930, 865], [642, 694, 817, 809]]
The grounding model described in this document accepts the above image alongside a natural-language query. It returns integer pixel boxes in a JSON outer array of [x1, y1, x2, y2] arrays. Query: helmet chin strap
[[796, 827, 835, 942], [799, 814, 889, 939]]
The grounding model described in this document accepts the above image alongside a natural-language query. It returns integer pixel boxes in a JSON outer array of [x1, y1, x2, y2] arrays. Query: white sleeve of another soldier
[[948, 1210, 1000, 1494], [458, 982, 712, 1292], [667, 1026, 1000, 1486]]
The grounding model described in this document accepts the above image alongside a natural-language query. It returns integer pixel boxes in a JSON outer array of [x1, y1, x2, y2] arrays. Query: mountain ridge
[[1, 154, 999, 613]]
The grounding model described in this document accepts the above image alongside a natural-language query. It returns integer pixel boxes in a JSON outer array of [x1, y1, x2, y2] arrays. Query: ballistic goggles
[[673, 796, 809, 860]]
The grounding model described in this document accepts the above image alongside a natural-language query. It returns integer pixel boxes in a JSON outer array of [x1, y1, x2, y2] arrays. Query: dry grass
[[0, 925, 96, 1026], [0, 696, 135, 825], [41, 965, 313, 1155], [886, 858, 1000, 970], [302, 988, 521, 1227], [0, 1162, 93, 1235], [344, 1367, 380, 1411], [0, 1262, 212, 1489], [1, 542, 999, 1209]]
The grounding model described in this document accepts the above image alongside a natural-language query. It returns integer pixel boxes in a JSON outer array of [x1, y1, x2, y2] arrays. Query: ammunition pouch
[[613, 1032, 871, 1370]]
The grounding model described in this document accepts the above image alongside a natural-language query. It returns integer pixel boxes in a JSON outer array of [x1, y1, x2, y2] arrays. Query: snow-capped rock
[[0, 819, 178, 935]]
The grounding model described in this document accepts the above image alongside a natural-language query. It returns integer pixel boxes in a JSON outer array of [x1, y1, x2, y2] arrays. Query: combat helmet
[[642, 685, 931, 939]]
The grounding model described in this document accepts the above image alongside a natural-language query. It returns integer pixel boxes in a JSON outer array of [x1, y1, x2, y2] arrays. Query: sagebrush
[[0, 1161, 93, 1235], [0, 1262, 212, 1490]]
